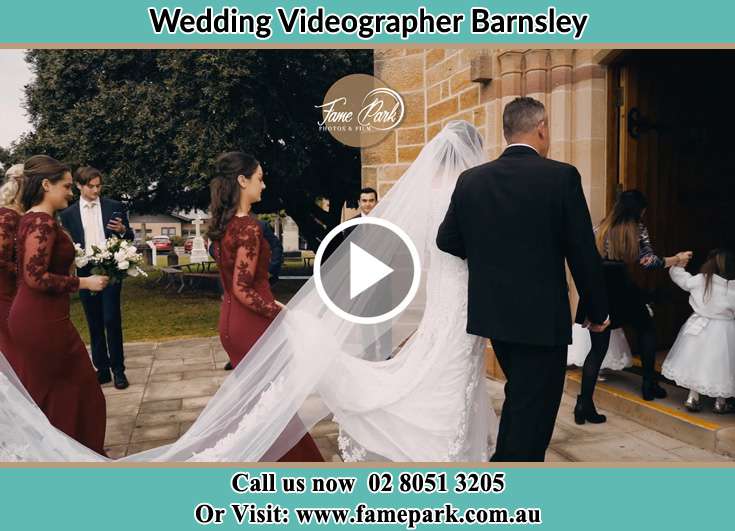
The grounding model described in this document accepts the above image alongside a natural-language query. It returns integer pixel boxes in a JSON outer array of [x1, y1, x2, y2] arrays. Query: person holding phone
[[60, 166, 134, 390]]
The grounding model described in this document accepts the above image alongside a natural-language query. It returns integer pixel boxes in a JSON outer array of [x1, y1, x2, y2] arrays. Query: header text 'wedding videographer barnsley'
[[147, 6, 590, 41]]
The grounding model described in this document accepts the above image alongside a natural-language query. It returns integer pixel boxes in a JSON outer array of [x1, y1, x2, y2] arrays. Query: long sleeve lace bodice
[[217, 215, 280, 319], [17, 212, 79, 294]]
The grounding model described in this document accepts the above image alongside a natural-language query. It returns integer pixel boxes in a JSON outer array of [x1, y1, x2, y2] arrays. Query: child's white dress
[[567, 324, 633, 371], [662, 267, 735, 398]]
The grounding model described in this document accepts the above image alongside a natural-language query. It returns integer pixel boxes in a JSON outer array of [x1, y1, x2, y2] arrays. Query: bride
[[0, 120, 498, 462]]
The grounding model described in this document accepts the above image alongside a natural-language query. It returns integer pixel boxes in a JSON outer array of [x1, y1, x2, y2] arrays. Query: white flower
[[75, 255, 89, 268], [114, 250, 128, 263], [125, 245, 139, 259], [117, 260, 130, 270], [100, 251, 112, 260]]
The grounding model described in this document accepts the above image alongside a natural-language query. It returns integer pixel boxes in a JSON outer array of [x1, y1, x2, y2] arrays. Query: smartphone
[[108, 211, 125, 231]]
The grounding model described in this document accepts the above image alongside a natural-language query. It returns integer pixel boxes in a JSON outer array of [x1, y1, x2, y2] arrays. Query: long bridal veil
[[0, 120, 489, 462]]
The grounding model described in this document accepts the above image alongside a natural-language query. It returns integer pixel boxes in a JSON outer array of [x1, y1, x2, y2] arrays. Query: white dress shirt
[[80, 197, 106, 252], [505, 143, 539, 153]]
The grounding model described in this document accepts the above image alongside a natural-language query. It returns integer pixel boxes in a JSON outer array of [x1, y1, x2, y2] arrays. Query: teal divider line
[[1, 1, 734, 44], [1, 466, 733, 529]]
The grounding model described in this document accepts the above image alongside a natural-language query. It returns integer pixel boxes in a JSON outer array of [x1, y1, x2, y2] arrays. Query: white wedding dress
[[0, 120, 497, 462], [330, 178, 496, 462]]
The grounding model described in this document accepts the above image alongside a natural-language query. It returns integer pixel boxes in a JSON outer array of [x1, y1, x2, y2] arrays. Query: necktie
[[84, 202, 102, 250]]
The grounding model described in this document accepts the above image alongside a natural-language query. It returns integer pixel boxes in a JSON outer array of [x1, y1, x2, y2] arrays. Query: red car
[[151, 236, 172, 252]]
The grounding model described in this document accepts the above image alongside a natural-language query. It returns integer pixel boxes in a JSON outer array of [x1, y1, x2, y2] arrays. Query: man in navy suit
[[60, 166, 134, 389]]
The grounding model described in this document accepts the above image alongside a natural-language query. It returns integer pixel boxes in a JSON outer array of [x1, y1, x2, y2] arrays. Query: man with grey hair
[[437, 96, 609, 461]]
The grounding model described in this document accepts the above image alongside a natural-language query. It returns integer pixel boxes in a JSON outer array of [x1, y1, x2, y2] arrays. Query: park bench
[[179, 261, 220, 293], [158, 265, 185, 291]]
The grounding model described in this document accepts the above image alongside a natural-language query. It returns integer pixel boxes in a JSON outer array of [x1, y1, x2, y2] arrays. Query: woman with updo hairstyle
[[7, 155, 108, 455], [209, 151, 323, 462], [0, 164, 26, 374]]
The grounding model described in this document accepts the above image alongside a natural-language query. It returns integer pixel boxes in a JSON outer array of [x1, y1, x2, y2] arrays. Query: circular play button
[[314, 217, 421, 325]]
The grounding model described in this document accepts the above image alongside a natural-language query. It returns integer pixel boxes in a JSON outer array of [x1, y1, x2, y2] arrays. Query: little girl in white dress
[[661, 249, 735, 413]]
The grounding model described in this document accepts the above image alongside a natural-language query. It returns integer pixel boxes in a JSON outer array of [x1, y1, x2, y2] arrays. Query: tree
[[0, 146, 12, 175], [13, 49, 373, 249]]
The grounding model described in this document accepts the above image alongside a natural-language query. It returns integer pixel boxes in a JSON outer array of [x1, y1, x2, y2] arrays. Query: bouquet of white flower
[[74, 237, 148, 286]]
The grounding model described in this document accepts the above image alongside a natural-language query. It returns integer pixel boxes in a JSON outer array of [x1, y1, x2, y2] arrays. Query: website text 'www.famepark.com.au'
[[193, 470, 542, 527], [197, 502, 542, 528]]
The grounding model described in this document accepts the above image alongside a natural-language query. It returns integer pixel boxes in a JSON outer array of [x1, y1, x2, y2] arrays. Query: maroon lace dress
[[215, 214, 323, 462], [0, 207, 21, 374], [7, 211, 106, 455]]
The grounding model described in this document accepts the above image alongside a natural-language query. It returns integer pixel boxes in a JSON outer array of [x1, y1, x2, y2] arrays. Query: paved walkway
[[103, 337, 730, 462]]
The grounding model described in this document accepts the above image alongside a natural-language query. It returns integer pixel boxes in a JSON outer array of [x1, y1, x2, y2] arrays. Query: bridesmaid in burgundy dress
[[0, 164, 25, 375], [209, 151, 323, 462], [7, 155, 110, 455]]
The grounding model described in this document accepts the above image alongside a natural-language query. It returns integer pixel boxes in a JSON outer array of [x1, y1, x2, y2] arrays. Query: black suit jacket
[[322, 213, 364, 262], [436, 146, 608, 347], [60, 197, 134, 275]]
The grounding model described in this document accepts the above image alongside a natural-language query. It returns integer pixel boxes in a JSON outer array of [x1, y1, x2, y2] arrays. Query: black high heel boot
[[574, 395, 607, 425]]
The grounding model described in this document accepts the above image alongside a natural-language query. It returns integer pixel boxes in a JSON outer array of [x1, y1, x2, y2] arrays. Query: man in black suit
[[60, 166, 134, 390], [355, 187, 378, 218], [323, 187, 379, 260], [436, 97, 609, 461]]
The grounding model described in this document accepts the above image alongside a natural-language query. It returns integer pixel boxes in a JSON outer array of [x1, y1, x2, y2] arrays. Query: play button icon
[[349, 242, 394, 299], [314, 217, 421, 325]]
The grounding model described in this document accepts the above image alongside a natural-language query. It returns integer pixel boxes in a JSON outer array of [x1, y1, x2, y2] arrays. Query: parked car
[[151, 235, 172, 253]]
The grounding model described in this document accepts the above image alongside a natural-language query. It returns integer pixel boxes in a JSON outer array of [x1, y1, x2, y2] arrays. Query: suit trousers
[[79, 281, 125, 374], [490, 340, 567, 462]]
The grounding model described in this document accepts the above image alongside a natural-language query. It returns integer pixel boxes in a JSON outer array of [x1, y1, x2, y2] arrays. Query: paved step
[[565, 368, 735, 457]]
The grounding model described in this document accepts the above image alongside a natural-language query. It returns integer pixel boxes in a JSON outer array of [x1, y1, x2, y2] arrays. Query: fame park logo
[[316, 74, 404, 148]]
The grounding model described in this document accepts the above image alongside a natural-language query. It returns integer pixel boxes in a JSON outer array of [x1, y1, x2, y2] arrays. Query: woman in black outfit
[[574, 190, 692, 423]]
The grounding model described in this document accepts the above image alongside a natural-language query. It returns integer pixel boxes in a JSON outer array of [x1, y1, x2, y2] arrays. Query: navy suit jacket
[[60, 197, 134, 275]]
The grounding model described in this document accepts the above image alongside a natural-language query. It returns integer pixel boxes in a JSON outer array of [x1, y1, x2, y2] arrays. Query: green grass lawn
[[69, 269, 307, 344], [70, 270, 221, 343]]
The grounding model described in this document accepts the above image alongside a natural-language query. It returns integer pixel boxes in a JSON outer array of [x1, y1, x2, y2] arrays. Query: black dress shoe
[[224, 361, 233, 371], [642, 380, 667, 401], [113, 372, 129, 390], [97, 369, 112, 385]]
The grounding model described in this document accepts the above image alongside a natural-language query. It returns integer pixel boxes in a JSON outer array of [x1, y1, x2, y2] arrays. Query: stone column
[[549, 50, 574, 163], [479, 50, 502, 159], [524, 49, 549, 105], [494, 50, 524, 156], [571, 50, 608, 223]]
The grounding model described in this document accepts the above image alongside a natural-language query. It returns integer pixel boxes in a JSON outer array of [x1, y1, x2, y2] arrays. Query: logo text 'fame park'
[[316, 74, 404, 147]]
